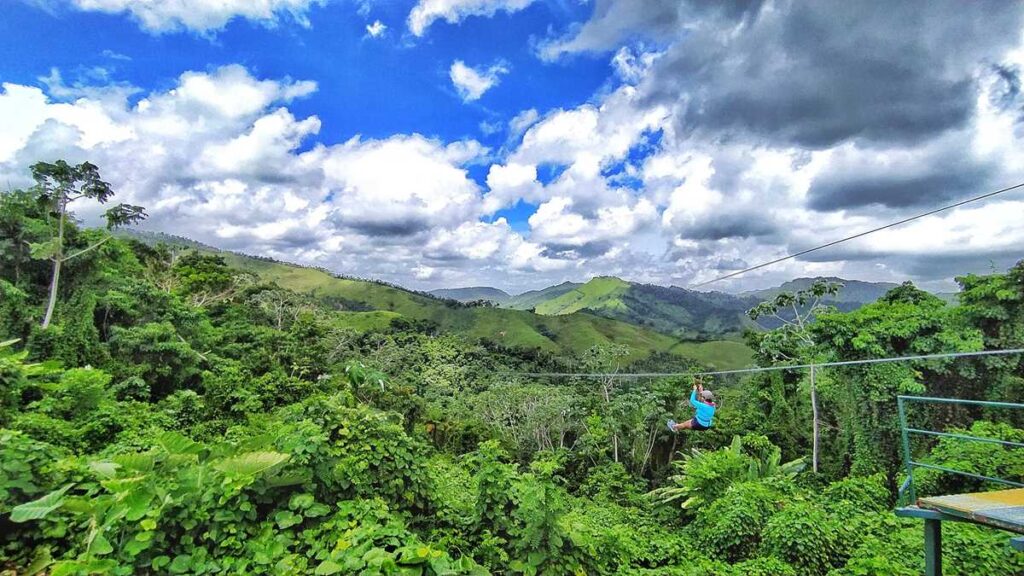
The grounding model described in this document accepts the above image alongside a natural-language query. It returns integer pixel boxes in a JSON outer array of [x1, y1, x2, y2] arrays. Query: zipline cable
[[689, 181, 1024, 288], [508, 347, 1024, 379]]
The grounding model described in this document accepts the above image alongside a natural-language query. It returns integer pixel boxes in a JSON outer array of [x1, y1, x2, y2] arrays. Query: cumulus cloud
[[449, 60, 509, 102], [6, 0, 1024, 294], [539, 0, 688, 60], [365, 20, 387, 38], [518, 0, 1024, 290], [322, 134, 485, 235], [408, 0, 535, 36], [70, 0, 327, 34], [483, 162, 543, 213], [511, 86, 667, 169], [528, 195, 657, 255], [0, 64, 581, 290], [652, 1, 1023, 150], [806, 136, 996, 211]]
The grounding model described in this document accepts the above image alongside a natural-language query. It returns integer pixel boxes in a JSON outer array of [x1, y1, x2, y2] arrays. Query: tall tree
[[29, 160, 146, 329], [747, 279, 841, 473]]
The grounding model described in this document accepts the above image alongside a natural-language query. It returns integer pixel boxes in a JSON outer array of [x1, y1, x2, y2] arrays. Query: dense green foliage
[[2, 166, 1023, 575]]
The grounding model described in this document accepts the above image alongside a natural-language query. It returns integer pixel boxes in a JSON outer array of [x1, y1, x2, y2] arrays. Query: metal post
[[924, 518, 942, 576], [810, 364, 819, 474], [897, 396, 916, 504]]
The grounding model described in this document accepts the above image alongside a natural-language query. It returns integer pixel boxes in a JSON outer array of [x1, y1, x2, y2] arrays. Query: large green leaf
[[10, 484, 73, 523], [28, 239, 60, 261], [113, 452, 156, 473], [214, 451, 290, 476], [157, 431, 202, 455], [315, 560, 343, 575]]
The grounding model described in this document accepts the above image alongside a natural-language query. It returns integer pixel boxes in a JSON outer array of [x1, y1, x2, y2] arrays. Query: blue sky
[[2, 0, 609, 143], [2, 1, 1023, 293]]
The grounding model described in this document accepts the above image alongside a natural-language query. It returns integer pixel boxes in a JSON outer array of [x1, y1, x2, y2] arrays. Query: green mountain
[[741, 276, 901, 310], [506, 281, 582, 311], [507, 275, 922, 339], [211, 253, 752, 368], [118, 232, 752, 368], [504, 276, 758, 339], [428, 286, 511, 304]]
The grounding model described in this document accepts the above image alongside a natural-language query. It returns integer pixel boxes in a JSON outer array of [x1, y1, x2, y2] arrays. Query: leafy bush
[[652, 435, 803, 514], [762, 501, 841, 576], [274, 395, 436, 513], [0, 280, 33, 342], [0, 430, 66, 566], [5, 430, 485, 575], [509, 456, 587, 575], [469, 440, 518, 538], [652, 445, 752, 512], [821, 473, 890, 514], [693, 481, 783, 562], [913, 421, 1024, 497]]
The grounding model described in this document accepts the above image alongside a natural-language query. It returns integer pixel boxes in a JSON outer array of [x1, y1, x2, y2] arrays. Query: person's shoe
[[666, 419, 676, 432]]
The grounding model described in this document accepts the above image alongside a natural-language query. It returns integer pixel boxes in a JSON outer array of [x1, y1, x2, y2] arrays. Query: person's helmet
[[700, 389, 715, 403]]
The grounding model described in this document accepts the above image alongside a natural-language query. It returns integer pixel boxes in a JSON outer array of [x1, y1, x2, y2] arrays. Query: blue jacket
[[690, 390, 716, 427]]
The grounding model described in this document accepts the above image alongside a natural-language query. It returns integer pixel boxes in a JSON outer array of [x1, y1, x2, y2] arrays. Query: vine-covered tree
[[747, 279, 841, 472], [29, 160, 146, 329]]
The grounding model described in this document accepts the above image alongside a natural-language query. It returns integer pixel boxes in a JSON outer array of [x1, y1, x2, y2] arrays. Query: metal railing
[[897, 395, 1024, 505]]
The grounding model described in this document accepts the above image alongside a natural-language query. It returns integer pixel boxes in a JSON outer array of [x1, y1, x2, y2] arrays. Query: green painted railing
[[897, 395, 1024, 505]]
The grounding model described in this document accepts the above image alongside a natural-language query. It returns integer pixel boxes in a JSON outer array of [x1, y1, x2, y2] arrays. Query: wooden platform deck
[[918, 488, 1024, 535]]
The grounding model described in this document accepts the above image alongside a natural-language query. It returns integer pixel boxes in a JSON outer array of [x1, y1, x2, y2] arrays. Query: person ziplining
[[667, 379, 716, 432]]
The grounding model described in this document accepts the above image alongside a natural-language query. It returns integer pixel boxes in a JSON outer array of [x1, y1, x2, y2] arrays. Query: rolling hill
[[499, 275, 915, 339], [503, 276, 759, 339], [120, 232, 758, 368], [428, 286, 511, 304], [740, 277, 900, 310], [212, 253, 752, 368], [506, 281, 582, 311]]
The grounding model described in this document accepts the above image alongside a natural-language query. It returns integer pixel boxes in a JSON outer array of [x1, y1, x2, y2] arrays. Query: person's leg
[[673, 419, 694, 431]]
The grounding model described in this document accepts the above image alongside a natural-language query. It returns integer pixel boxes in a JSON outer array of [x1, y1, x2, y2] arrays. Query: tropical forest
[[3, 1, 1024, 575], [0, 160, 1022, 575]]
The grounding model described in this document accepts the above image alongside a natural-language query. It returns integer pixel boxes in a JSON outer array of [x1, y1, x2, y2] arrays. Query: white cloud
[[511, 86, 668, 168], [508, 108, 539, 137], [322, 134, 485, 235], [4, 44, 1024, 294], [71, 0, 327, 34], [408, 0, 535, 36], [1, 65, 575, 290], [529, 195, 657, 249], [449, 60, 509, 102], [482, 162, 542, 213], [426, 219, 511, 261], [610, 45, 662, 85], [365, 20, 387, 38]]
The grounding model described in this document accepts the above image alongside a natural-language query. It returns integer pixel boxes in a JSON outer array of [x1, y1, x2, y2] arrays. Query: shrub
[[693, 481, 783, 562], [275, 396, 436, 514], [913, 421, 1024, 497], [762, 501, 840, 576], [821, 473, 890, 514]]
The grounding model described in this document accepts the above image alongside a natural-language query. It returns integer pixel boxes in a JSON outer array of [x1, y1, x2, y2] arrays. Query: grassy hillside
[[668, 340, 754, 370], [503, 276, 757, 339], [506, 281, 581, 310], [220, 253, 752, 367], [428, 287, 511, 304], [531, 276, 631, 315]]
